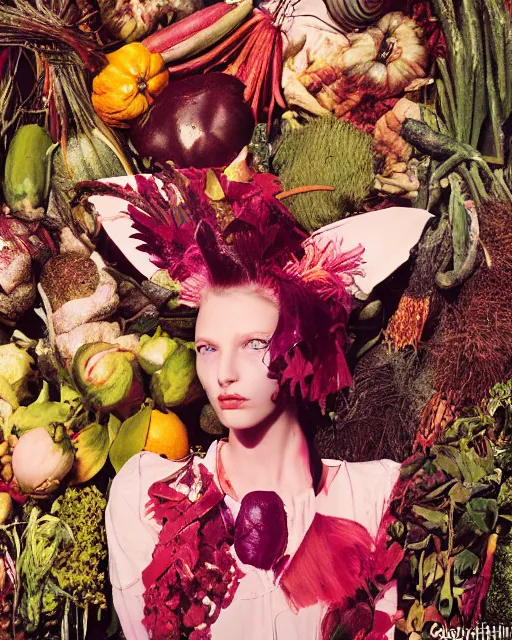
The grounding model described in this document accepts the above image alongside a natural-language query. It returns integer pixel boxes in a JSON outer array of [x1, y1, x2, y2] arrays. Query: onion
[[129, 72, 255, 169], [12, 426, 75, 496], [234, 490, 288, 570]]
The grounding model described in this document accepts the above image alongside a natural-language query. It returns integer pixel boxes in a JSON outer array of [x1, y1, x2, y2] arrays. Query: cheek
[[195, 356, 215, 393], [248, 360, 279, 401]]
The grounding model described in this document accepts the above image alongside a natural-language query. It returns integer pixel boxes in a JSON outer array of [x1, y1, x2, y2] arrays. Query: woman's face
[[195, 287, 282, 431]]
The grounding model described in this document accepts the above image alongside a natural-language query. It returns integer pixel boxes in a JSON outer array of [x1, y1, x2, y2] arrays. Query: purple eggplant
[[129, 72, 255, 169], [234, 490, 288, 570]]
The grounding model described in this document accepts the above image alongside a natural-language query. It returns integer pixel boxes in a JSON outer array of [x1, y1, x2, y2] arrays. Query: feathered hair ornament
[[79, 165, 364, 411]]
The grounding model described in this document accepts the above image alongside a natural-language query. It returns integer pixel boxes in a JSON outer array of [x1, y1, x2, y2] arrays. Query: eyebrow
[[195, 331, 273, 344]]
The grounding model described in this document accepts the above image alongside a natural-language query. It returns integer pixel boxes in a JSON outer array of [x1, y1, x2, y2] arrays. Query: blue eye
[[197, 344, 216, 354], [246, 339, 268, 350]]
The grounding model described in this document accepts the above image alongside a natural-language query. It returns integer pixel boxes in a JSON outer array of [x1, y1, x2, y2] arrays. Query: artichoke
[[138, 326, 178, 375], [150, 338, 201, 408]]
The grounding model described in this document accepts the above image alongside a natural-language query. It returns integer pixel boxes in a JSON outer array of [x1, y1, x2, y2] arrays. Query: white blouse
[[106, 441, 401, 640]]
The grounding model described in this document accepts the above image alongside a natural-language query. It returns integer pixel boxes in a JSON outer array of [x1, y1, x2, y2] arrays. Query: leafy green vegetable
[[18, 507, 73, 632], [453, 549, 479, 585], [272, 116, 375, 233], [50, 486, 108, 610], [388, 394, 508, 632], [466, 498, 498, 534]]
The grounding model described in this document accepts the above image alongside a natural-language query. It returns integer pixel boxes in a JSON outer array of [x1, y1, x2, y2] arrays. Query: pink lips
[[218, 394, 247, 410]]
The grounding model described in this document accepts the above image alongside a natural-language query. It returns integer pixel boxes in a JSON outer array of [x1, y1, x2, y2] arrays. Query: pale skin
[[194, 286, 313, 503]]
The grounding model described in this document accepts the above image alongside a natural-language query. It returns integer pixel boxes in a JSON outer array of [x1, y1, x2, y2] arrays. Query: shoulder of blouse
[[321, 457, 401, 491], [317, 457, 401, 536], [108, 445, 219, 522]]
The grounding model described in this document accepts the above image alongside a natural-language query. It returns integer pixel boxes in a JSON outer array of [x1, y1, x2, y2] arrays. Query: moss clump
[[272, 116, 375, 233], [40, 252, 99, 311], [485, 538, 512, 624]]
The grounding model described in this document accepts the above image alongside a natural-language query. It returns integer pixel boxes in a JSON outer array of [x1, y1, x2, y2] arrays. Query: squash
[[92, 42, 169, 126], [341, 12, 428, 97], [3, 124, 54, 221]]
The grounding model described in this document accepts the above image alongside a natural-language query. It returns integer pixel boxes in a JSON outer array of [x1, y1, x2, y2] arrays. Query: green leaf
[[449, 482, 471, 504], [11, 397, 71, 435], [400, 456, 427, 480], [388, 520, 405, 541], [423, 552, 442, 588], [498, 514, 512, 522], [107, 414, 122, 445], [406, 600, 425, 633], [70, 422, 110, 485], [439, 561, 453, 618], [407, 534, 432, 551], [466, 498, 498, 534], [426, 479, 457, 500], [109, 407, 152, 473], [60, 383, 82, 407], [0, 375, 19, 410], [458, 448, 489, 484], [433, 447, 463, 481], [413, 505, 449, 532], [410, 554, 419, 579], [453, 549, 479, 585], [448, 173, 468, 273]]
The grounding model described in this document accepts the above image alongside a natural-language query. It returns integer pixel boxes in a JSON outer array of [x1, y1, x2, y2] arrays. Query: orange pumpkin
[[92, 42, 169, 126]]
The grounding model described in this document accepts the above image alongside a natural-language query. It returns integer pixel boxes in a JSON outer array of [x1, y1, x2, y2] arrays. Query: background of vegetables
[[1, 0, 512, 637]]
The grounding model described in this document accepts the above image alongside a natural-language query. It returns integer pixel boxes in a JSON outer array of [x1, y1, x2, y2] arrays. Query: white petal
[[88, 175, 170, 279], [309, 207, 434, 299]]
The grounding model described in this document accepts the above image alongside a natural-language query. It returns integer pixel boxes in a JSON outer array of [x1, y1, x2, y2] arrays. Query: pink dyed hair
[[95, 169, 364, 411]]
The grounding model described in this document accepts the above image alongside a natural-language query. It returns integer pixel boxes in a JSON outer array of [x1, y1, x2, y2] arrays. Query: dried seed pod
[[7, 435, 18, 448], [1, 464, 13, 483]]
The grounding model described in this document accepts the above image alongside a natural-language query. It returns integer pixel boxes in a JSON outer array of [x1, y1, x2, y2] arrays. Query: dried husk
[[315, 344, 435, 463], [429, 200, 512, 408]]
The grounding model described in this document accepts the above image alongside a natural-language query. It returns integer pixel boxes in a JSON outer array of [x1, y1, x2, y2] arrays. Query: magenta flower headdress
[[80, 166, 364, 411]]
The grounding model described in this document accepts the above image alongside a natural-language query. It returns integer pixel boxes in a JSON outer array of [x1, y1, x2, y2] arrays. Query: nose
[[217, 349, 239, 388]]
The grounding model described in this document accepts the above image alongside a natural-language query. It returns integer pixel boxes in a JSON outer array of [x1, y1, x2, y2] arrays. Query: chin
[[217, 402, 283, 432], [220, 411, 271, 431]]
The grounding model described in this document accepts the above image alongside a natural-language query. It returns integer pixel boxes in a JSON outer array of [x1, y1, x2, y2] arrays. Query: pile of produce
[[0, 0, 511, 636]]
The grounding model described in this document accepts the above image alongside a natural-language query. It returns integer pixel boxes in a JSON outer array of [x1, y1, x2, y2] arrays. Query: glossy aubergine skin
[[129, 72, 255, 169], [234, 490, 288, 570]]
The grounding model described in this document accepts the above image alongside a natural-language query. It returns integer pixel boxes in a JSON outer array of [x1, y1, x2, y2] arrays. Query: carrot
[[276, 186, 335, 200], [272, 32, 286, 109], [167, 11, 265, 76]]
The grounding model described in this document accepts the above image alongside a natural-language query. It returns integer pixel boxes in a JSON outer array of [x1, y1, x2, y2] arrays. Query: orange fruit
[[144, 409, 189, 460]]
